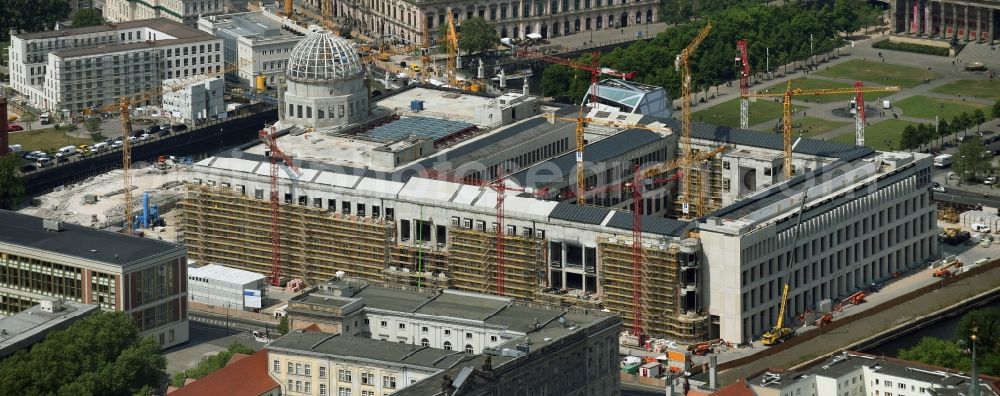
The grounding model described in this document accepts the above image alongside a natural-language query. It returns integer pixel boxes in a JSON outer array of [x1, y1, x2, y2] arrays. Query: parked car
[[148, 124, 161, 133], [158, 129, 170, 137], [7, 124, 23, 131], [36, 157, 53, 168], [171, 124, 188, 132], [128, 136, 139, 144], [56, 145, 78, 158], [24, 151, 45, 160], [132, 129, 145, 138], [986, 176, 998, 185], [111, 140, 123, 149], [139, 133, 151, 140], [932, 185, 946, 193], [19, 164, 36, 173]]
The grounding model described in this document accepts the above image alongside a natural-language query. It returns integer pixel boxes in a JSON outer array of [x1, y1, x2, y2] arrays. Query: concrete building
[[889, 0, 999, 43], [162, 76, 225, 122], [196, 11, 309, 88], [750, 351, 1000, 396], [104, 0, 226, 27], [583, 79, 671, 119], [7, 19, 223, 113], [0, 298, 99, 358], [313, 0, 659, 44], [281, 32, 368, 129], [272, 278, 622, 396], [187, 264, 267, 311], [179, 82, 937, 345], [0, 211, 190, 348]]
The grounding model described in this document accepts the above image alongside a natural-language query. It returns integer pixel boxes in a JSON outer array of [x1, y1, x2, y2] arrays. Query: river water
[[863, 298, 1000, 356]]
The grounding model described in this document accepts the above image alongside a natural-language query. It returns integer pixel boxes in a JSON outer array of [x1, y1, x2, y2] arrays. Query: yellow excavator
[[761, 192, 809, 346]]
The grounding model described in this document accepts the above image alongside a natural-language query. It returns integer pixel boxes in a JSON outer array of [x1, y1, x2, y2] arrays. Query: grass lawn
[[764, 78, 861, 104], [693, 97, 806, 128], [894, 95, 988, 121], [816, 59, 941, 88], [830, 119, 919, 151], [8, 128, 94, 153], [931, 79, 1000, 101], [795, 117, 851, 137]]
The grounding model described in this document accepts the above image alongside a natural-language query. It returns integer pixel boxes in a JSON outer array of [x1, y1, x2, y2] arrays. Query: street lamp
[[970, 327, 981, 396]]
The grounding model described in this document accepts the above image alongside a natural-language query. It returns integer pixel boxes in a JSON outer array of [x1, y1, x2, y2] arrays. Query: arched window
[[421, 338, 429, 347], [465, 344, 474, 354], [443, 341, 453, 351]]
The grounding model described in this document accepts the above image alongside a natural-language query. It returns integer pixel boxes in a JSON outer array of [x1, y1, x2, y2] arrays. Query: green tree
[[0, 0, 72, 41], [937, 118, 951, 146], [71, 8, 104, 28], [952, 115, 966, 139], [957, 307, 1000, 353], [457, 17, 499, 56], [917, 123, 935, 149], [172, 343, 255, 388], [84, 117, 102, 139], [18, 112, 37, 131], [278, 315, 289, 335], [900, 124, 920, 151], [0, 311, 166, 395], [992, 100, 1000, 120], [898, 337, 970, 371], [973, 109, 987, 133], [955, 137, 990, 181], [0, 154, 26, 210]]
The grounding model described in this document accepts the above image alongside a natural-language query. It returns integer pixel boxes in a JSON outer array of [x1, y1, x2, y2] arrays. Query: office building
[[7, 19, 223, 113], [197, 11, 309, 87], [0, 298, 99, 358], [104, 0, 225, 27], [0, 211, 189, 348]]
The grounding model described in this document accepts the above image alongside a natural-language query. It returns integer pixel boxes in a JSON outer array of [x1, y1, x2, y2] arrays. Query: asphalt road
[[622, 383, 667, 396]]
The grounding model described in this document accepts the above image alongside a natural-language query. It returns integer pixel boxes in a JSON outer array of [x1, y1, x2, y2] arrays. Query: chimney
[[0, 96, 8, 155], [709, 355, 718, 389]]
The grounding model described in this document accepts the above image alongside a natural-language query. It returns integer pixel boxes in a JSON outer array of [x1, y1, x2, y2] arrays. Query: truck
[[39, 112, 51, 125], [934, 154, 953, 168]]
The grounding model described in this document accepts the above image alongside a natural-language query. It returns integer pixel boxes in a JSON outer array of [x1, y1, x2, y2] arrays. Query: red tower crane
[[854, 81, 867, 146], [258, 126, 300, 286], [737, 39, 751, 129]]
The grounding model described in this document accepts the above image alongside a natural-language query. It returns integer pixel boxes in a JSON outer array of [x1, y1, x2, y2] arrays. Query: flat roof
[[0, 301, 99, 358], [268, 332, 469, 369], [53, 35, 216, 58], [205, 11, 305, 41], [19, 18, 208, 40], [188, 264, 266, 285], [244, 133, 392, 171], [0, 210, 185, 268], [376, 88, 493, 126]]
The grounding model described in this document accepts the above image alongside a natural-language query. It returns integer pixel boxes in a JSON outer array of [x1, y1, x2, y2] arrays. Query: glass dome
[[286, 32, 363, 82]]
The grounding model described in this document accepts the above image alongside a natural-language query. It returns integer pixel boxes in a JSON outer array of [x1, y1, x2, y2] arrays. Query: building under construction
[[178, 33, 938, 344]]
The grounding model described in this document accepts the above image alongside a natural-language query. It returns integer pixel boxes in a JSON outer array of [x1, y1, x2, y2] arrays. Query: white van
[[8, 144, 22, 154], [972, 223, 992, 233], [56, 145, 77, 158], [90, 142, 109, 153]]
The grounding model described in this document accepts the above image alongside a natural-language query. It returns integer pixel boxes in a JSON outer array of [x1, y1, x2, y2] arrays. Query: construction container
[[621, 363, 640, 374], [640, 362, 661, 377], [410, 100, 424, 111], [255, 75, 267, 91], [960, 210, 1000, 233]]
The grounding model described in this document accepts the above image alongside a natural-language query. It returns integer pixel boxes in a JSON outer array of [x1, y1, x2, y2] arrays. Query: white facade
[[163, 77, 225, 122], [197, 11, 309, 87], [326, 0, 659, 44], [701, 153, 938, 343], [104, 0, 225, 26], [8, 19, 222, 113], [187, 264, 267, 311]]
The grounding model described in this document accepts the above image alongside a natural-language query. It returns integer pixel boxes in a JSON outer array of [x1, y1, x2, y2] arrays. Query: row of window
[[287, 100, 366, 121], [422, 0, 640, 28], [273, 361, 397, 388]]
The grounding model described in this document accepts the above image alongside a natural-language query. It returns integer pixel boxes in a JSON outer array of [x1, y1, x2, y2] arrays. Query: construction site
[[13, 13, 949, 351]]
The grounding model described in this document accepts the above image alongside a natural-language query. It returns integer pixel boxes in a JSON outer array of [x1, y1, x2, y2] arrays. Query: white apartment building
[[197, 11, 309, 87], [751, 351, 1000, 396], [320, 0, 659, 44], [162, 76, 225, 122], [8, 19, 223, 114], [104, 0, 225, 27], [187, 263, 267, 311]]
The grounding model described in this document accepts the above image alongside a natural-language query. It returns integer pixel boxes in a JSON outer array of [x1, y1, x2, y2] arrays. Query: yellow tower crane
[[445, 9, 460, 88], [676, 21, 712, 219], [747, 82, 901, 178]]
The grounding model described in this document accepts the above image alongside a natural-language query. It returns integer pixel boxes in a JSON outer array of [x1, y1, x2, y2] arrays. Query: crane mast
[[855, 81, 867, 146], [119, 99, 134, 232], [259, 127, 300, 286], [677, 21, 712, 219], [737, 39, 751, 130], [762, 192, 808, 345]]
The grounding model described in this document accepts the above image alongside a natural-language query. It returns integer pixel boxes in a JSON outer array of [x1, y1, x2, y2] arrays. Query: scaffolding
[[599, 237, 708, 343], [179, 185, 395, 282], [449, 227, 545, 301]]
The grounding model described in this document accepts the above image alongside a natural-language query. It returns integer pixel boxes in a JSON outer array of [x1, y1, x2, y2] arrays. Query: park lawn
[[815, 59, 940, 88], [8, 128, 94, 152], [931, 79, 1000, 101], [894, 95, 988, 121], [795, 117, 851, 137], [830, 119, 919, 151], [764, 78, 861, 104], [693, 97, 805, 128]]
